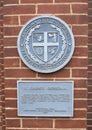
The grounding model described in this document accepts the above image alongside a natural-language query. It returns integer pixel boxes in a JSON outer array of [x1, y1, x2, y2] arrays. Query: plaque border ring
[[17, 15, 75, 73]]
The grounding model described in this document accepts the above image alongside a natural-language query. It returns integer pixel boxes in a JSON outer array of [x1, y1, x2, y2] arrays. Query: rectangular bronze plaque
[[17, 81, 74, 117]]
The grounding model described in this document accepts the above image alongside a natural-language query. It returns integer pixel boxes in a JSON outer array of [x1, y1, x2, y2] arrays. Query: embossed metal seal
[[17, 15, 75, 73]]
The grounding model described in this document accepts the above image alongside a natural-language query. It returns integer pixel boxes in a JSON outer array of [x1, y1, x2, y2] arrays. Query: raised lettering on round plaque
[[17, 15, 75, 73]]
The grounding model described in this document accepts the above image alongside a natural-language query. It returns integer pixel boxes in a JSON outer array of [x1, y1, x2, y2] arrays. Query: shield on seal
[[32, 31, 59, 62]]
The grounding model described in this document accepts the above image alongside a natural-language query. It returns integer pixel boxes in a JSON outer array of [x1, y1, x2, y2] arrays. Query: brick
[[0, 45, 3, 51], [87, 126, 92, 130], [88, 100, 92, 105], [0, 58, 3, 65], [0, 33, 3, 39], [6, 109, 17, 118], [88, 37, 92, 44], [0, 21, 3, 26], [5, 89, 17, 98], [87, 120, 92, 125], [23, 119, 53, 128], [88, 106, 92, 113], [75, 110, 87, 118], [89, 1, 92, 4], [89, 9, 92, 14], [72, 4, 88, 14], [20, 15, 35, 25], [88, 87, 92, 92], [0, 26, 3, 31], [4, 0, 19, 4], [1, 126, 5, 130], [75, 100, 87, 108], [89, 30, 92, 37], [55, 0, 87, 2], [87, 113, 92, 119], [57, 15, 88, 24], [4, 27, 21, 36], [5, 69, 36, 78], [75, 90, 87, 98], [0, 40, 3, 45], [3, 5, 35, 15], [0, 1, 3, 6], [6, 119, 20, 127], [88, 66, 92, 71], [5, 79, 17, 88], [75, 36, 88, 46], [88, 2, 92, 8], [55, 120, 86, 128], [88, 79, 92, 85], [89, 17, 92, 23], [38, 4, 70, 14], [88, 52, 92, 58], [38, 69, 70, 78], [2, 95, 6, 101], [4, 58, 19, 67], [0, 52, 4, 58], [0, 8, 3, 15], [88, 44, 92, 51], [4, 48, 18, 57], [5, 99, 17, 108], [0, 15, 3, 20], [73, 79, 87, 88], [88, 72, 92, 78], [72, 69, 87, 78], [88, 85, 92, 95], [88, 93, 92, 98], [4, 16, 18, 25], [74, 47, 88, 57], [4, 37, 17, 46], [72, 26, 88, 35], [21, 0, 53, 3], [68, 58, 87, 67]]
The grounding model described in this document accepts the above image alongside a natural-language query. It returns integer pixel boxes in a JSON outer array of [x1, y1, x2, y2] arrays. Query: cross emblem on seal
[[32, 32, 59, 62]]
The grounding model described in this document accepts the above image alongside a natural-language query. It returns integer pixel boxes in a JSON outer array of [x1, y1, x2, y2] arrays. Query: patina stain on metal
[[17, 15, 75, 73]]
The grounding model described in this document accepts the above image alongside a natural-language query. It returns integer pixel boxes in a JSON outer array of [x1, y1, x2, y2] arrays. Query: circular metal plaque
[[17, 15, 75, 73]]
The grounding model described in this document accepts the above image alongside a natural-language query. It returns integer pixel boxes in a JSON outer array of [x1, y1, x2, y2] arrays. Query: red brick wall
[[4, 0, 88, 130], [88, 0, 92, 130], [0, 1, 5, 130]]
